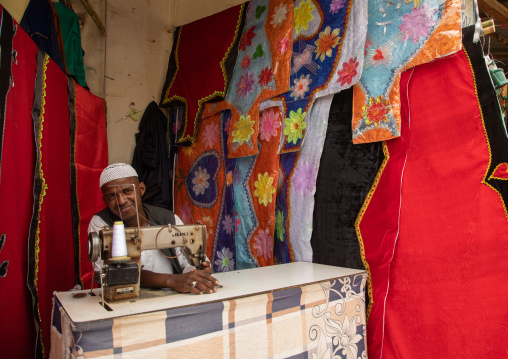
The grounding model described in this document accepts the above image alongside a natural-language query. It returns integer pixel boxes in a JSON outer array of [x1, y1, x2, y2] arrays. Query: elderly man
[[88, 163, 218, 294]]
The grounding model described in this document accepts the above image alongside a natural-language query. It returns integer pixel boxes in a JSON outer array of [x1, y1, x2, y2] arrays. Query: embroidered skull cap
[[99, 163, 138, 188]]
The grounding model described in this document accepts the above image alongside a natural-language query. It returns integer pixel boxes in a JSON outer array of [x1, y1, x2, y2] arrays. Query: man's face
[[101, 176, 145, 225]]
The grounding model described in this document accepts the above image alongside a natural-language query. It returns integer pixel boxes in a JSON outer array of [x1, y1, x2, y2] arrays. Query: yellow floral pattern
[[294, 0, 315, 35], [232, 115, 255, 144], [315, 26, 341, 61], [254, 172, 276, 207], [284, 108, 307, 144]]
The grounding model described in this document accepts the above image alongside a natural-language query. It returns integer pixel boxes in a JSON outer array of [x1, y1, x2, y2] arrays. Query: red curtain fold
[[0, 19, 38, 359], [70, 80, 108, 289]]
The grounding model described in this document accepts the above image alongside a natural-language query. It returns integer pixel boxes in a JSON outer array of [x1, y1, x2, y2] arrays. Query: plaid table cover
[[51, 272, 367, 358]]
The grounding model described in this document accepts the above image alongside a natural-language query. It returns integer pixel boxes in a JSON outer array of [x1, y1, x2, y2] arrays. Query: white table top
[[55, 262, 365, 323]]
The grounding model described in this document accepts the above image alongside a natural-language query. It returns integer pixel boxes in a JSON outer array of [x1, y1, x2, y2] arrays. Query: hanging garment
[[132, 101, 172, 209], [27, 50, 76, 359], [274, 94, 333, 263], [68, 78, 107, 289], [352, 0, 462, 144], [201, 0, 293, 159], [174, 110, 236, 271], [311, 87, 384, 270], [159, 4, 246, 146], [54, 2, 87, 88], [234, 105, 282, 268], [19, 0, 66, 73], [279, 0, 368, 154], [0, 13, 39, 359], [358, 26, 508, 358]]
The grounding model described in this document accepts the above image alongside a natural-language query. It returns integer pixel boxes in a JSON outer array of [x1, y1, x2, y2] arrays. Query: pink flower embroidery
[[290, 74, 312, 100], [241, 55, 251, 69], [258, 67, 273, 87], [254, 228, 273, 261], [276, 37, 290, 54], [240, 26, 256, 51], [337, 57, 359, 86], [399, 3, 437, 44], [236, 71, 255, 99], [292, 161, 318, 195], [235, 211, 241, 232], [202, 122, 219, 148], [330, 0, 345, 14], [259, 108, 281, 142]]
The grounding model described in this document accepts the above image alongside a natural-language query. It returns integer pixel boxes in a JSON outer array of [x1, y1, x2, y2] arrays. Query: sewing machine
[[88, 224, 207, 302]]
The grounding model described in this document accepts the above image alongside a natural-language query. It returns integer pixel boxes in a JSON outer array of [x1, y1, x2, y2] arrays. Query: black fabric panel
[[0, 9, 13, 182], [132, 101, 172, 209], [311, 88, 384, 270], [462, 26, 508, 206], [20, 0, 65, 73]]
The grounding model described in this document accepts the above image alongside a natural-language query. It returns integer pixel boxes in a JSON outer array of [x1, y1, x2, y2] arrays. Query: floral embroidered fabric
[[351, 0, 462, 144], [201, 0, 293, 159], [278, 0, 368, 154]]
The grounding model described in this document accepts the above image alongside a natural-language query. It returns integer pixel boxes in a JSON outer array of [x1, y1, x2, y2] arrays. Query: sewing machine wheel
[[88, 232, 100, 262]]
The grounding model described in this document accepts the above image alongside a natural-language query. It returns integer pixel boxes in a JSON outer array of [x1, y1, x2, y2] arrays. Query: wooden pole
[[78, 0, 105, 35]]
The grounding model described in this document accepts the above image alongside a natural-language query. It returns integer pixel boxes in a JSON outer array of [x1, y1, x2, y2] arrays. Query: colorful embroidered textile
[[311, 88, 384, 270], [51, 270, 368, 358], [28, 50, 76, 358], [358, 26, 508, 358], [159, 5, 246, 145], [0, 14, 38, 359], [234, 106, 282, 268], [274, 95, 334, 263], [279, 0, 368, 153], [352, 0, 462, 144], [174, 110, 236, 271], [201, 0, 293, 159], [68, 79, 108, 289], [496, 84, 507, 127]]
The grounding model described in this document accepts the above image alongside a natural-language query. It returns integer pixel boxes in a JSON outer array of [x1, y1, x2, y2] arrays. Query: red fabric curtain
[[0, 18, 38, 359]]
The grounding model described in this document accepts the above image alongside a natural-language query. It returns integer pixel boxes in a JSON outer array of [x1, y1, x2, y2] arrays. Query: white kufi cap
[[99, 163, 138, 188]]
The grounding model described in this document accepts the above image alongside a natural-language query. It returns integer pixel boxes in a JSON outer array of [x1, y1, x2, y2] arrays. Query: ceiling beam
[[479, 0, 508, 26]]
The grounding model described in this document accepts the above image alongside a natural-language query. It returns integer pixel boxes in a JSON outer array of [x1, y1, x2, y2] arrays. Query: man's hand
[[172, 261, 218, 294], [140, 261, 219, 294]]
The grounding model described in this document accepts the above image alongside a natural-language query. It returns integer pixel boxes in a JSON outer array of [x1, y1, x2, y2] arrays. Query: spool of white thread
[[111, 221, 129, 260]]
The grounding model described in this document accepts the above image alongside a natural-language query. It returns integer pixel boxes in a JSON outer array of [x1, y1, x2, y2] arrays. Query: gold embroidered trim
[[354, 141, 390, 319], [464, 48, 508, 221], [165, 4, 245, 145], [35, 54, 50, 355]]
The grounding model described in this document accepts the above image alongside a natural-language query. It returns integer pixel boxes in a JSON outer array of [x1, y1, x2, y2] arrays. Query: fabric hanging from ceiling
[[54, 1, 87, 88], [233, 105, 282, 269], [358, 25, 508, 358], [201, 0, 293, 159], [28, 50, 76, 358], [352, 0, 462, 144], [0, 12, 38, 359], [19, 0, 67, 74], [159, 4, 247, 146], [174, 110, 237, 269], [274, 94, 334, 263], [68, 78, 108, 290], [278, 0, 367, 154], [311, 87, 384, 270], [273, 0, 368, 264]]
